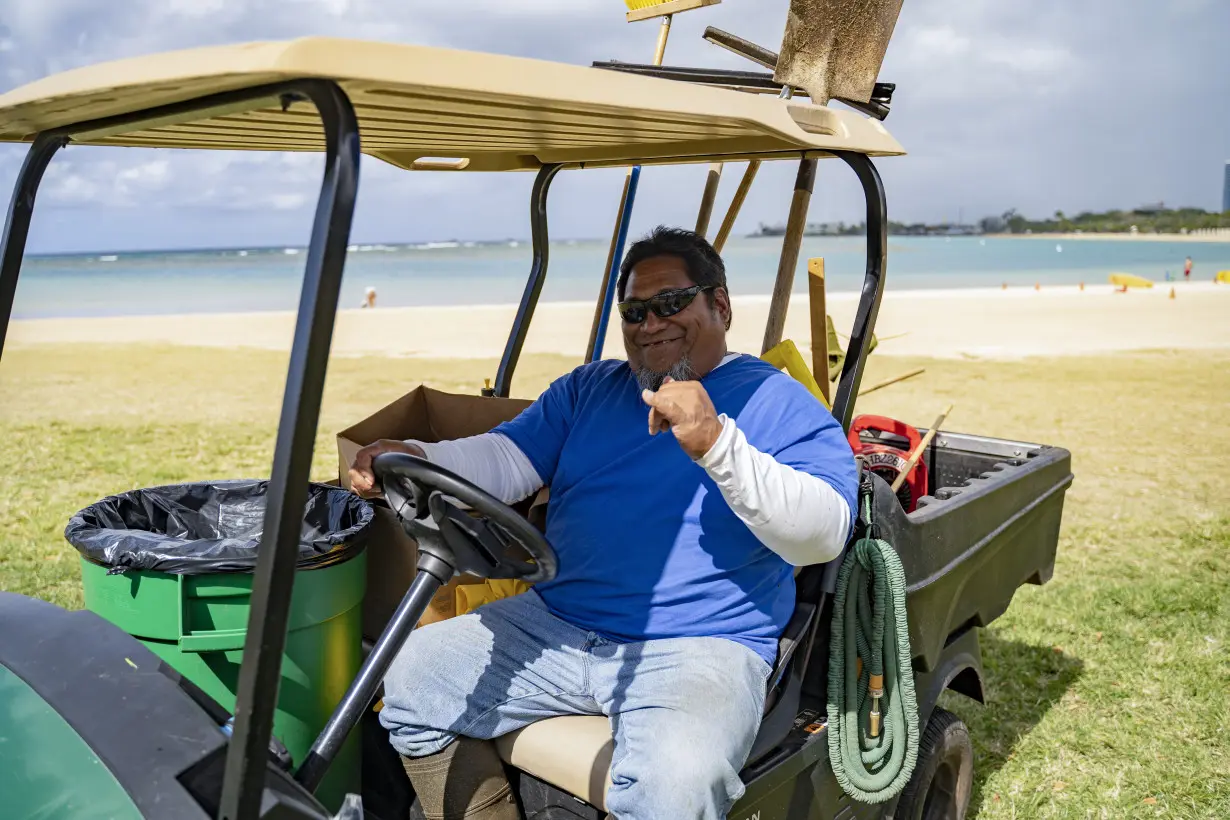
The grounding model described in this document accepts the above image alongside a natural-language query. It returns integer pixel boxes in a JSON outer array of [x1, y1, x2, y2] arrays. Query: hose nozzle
[[868, 673, 884, 738]]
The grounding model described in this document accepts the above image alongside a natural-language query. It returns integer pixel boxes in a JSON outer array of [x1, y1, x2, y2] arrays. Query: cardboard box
[[336, 385, 535, 640], [337, 385, 533, 489]]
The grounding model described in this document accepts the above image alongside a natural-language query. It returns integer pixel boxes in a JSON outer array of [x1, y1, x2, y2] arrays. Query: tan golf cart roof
[[0, 37, 904, 172]]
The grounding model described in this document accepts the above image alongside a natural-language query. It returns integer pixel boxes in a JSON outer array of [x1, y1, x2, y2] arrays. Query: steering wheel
[[371, 452, 557, 584]]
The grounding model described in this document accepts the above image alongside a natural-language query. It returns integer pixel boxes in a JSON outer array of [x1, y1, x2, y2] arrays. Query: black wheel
[[894, 707, 973, 820]]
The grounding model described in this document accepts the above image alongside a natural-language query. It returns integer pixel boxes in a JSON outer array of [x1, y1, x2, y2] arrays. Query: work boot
[[401, 737, 520, 820]]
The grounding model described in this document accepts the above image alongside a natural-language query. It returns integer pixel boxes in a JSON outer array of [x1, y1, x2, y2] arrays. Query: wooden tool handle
[[858, 367, 925, 397], [890, 404, 953, 493]]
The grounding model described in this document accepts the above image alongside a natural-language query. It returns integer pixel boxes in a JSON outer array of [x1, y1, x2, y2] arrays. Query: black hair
[[616, 226, 727, 302]]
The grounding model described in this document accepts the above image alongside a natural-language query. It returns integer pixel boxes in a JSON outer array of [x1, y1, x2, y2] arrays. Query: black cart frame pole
[[491, 163, 562, 398], [829, 152, 887, 432], [0, 134, 66, 358], [218, 82, 360, 820]]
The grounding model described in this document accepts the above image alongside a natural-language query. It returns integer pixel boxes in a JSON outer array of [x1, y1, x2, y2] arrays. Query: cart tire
[[894, 707, 972, 820]]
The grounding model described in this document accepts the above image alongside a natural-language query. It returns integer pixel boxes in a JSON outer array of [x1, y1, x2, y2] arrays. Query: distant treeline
[[754, 207, 1230, 238], [981, 206, 1230, 235]]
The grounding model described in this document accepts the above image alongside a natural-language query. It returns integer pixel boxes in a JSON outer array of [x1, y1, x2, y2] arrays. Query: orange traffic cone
[[1079, 282, 1085, 291], [1034, 282, 1041, 291], [1002, 282, 1008, 290]]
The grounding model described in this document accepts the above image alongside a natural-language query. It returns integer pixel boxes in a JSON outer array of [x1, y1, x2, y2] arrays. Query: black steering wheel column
[[295, 453, 558, 793]]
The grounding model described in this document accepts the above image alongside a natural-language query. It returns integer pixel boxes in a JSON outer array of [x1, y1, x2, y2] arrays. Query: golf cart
[[0, 26, 1072, 820]]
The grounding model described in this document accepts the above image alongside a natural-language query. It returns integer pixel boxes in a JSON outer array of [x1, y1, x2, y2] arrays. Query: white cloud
[[899, 22, 1075, 79], [908, 25, 973, 58], [270, 193, 307, 210], [42, 168, 103, 205], [984, 43, 1073, 73], [117, 159, 170, 186], [166, 0, 229, 18], [308, 0, 351, 17]]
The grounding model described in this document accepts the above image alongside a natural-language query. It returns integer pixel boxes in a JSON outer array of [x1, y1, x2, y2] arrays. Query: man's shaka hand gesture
[[642, 377, 723, 460]]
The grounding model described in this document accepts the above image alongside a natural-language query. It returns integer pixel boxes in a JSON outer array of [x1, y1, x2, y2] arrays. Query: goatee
[[635, 356, 697, 391]]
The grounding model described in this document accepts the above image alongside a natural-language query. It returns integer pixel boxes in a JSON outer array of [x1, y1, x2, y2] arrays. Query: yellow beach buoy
[[1108, 272, 1153, 289], [1216, 270, 1230, 285]]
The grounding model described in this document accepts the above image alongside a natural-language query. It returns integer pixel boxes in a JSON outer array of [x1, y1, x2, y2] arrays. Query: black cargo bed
[[866, 430, 1073, 671]]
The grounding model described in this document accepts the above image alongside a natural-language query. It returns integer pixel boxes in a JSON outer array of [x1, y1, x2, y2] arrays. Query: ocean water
[[11, 236, 1230, 320]]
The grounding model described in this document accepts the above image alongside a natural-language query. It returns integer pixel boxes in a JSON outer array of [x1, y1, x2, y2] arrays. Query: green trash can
[[66, 480, 373, 812]]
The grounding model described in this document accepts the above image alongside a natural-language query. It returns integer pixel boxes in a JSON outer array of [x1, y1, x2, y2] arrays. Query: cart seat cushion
[[495, 715, 614, 810], [492, 594, 815, 810]]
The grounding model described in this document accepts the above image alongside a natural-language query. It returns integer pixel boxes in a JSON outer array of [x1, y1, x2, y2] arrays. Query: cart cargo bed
[[877, 430, 1073, 671]]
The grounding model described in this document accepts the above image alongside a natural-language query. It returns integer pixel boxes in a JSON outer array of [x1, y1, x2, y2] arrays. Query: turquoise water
[[12, 236, 1230, 319]]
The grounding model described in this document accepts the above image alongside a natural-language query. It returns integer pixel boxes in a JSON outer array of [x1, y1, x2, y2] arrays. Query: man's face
[[621, 255, 731, 386]]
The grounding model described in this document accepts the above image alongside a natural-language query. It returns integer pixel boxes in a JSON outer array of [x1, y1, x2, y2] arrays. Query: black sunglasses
[[618, 285, 714, 324]]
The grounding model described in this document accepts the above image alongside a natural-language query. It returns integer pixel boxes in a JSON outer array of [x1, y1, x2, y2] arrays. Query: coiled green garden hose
[[826, 492, 919, 803]]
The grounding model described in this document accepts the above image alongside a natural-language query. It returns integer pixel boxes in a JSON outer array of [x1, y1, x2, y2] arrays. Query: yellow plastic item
[[454, 578, 533, 617], [761, 339, 831, 409], [625, 0, 719, 15], [1108, 272, 1153, 289], [1216, 270, 1230, 284]]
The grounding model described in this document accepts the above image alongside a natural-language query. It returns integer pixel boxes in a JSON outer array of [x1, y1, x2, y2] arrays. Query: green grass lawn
[[1, 344, 1227, 818]]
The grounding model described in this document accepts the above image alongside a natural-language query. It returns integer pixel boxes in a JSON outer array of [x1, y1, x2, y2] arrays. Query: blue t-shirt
[[493, 355, 858, 664]]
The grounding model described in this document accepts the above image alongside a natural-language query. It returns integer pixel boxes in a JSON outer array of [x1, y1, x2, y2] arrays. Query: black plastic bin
[[65, 479, 373, 574]]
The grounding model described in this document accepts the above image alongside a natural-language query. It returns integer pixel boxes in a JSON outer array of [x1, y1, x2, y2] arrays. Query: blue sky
[[0, 0, 1227, 253]]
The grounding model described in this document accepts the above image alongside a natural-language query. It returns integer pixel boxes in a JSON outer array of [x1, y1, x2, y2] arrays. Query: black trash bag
[[65, 480, 374, 575]]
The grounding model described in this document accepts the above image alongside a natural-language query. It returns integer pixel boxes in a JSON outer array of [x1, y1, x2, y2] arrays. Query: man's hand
[[641, 377, 724, 460], [348, 439, 425, 498]]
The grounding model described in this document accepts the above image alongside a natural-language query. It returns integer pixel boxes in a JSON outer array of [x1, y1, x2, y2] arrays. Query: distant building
[[1223, 161, 1230, 213]]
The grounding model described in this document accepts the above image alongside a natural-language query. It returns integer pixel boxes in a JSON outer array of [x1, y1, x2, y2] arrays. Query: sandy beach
[[8, 281, 1229, 361]]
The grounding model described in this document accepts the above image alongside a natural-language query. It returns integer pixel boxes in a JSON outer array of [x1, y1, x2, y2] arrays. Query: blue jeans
[[380, 590, 772, 820]]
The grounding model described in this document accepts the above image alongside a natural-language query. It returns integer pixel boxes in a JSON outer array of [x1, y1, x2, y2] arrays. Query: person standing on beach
[[1184, 257, 1193, 280]]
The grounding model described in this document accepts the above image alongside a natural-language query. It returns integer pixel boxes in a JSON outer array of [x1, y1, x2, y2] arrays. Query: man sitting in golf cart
[[349, 227, 859, 820]]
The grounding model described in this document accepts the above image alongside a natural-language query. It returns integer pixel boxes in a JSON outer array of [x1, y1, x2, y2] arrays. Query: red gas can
[[847, 415, 929, 512]]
